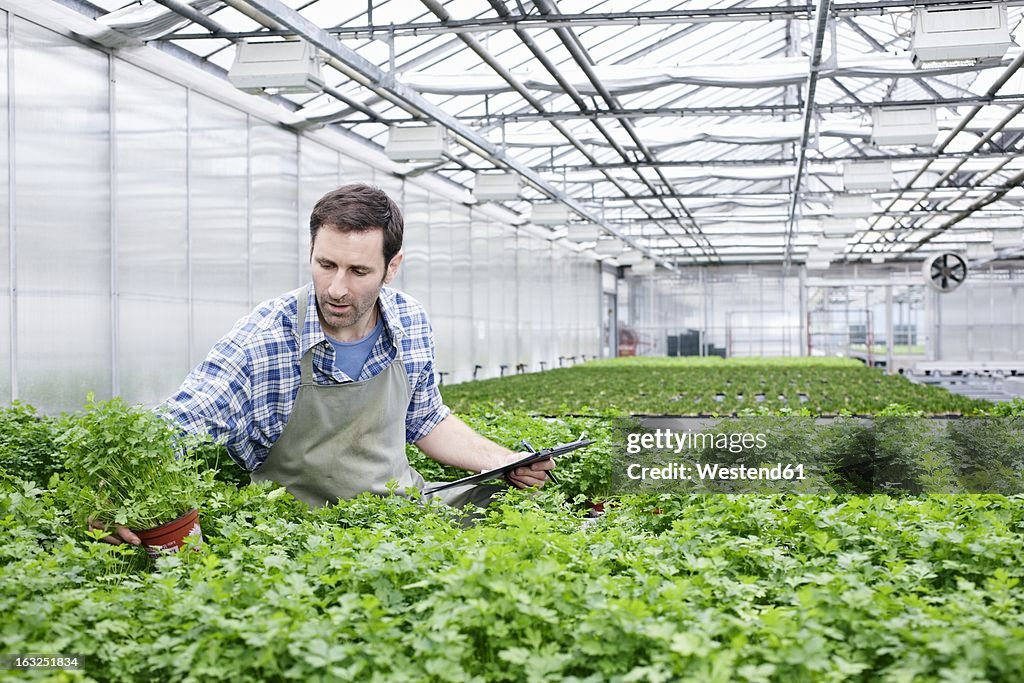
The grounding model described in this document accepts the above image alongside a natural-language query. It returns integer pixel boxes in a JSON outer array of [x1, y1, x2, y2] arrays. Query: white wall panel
[[537, 238, 555, 371], [470, 211, 494, 379], [114, 61, 189, 404], [0, 10, 9, 403], [115, 62, 188, 298], [188, 94, 248, 364], [449, 203, 472, 383], [0, 10, 655, 405], [14, 19, 110, 410], [500, 228, 517, 373], [298, 138, 341, 282], [400, 180, 430, 305], [250, 122, 299, 303], [576, 256, 600, 360], [119, 299, 189, 405], [515, 233, 535, 371], [369, 169, 406, 291], [486, 218, 506, 378], [551, 246, 571, 367], [428, 195, 454, 380]]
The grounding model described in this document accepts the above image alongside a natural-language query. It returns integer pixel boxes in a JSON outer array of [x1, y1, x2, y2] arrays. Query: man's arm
[[163, 337, 264, 471], [97, 338, 259, 547], [414, 414, 553, 488]]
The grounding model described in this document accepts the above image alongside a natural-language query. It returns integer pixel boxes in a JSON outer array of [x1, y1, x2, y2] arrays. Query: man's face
[[311, 226, 402, 341]]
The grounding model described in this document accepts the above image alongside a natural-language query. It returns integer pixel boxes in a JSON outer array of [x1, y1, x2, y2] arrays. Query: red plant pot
[[135, 508, 203, 559]]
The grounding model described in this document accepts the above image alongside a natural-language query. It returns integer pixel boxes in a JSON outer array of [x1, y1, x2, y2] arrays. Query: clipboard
[[421, 436, 595, 496]]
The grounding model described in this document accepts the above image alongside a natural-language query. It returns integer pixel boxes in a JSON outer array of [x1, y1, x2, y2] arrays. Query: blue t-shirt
[[326, 315, 384, 380]]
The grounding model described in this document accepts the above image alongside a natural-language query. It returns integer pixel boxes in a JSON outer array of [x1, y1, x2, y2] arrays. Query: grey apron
[[251, 285, 500, 510]]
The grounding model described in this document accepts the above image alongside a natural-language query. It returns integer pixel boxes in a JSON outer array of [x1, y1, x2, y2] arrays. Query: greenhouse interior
[[2, 0, 1024, 680]]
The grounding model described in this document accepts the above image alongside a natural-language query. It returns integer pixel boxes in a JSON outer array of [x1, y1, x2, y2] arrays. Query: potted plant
[[59, 394, 208, 559]]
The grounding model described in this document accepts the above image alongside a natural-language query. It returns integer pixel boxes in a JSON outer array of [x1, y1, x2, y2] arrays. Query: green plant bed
[[2, 391, 1022, 681], [2, 474, 1023, 682], [0, 401, 65, 487], [442, 358, 991, 417]]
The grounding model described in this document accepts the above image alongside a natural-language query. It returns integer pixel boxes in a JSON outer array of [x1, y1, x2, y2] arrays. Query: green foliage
[[1, 361, 1022, 681], [442, 358, 990, 417], [2, 473, 1024, 682], [0, 400, 64, 485], [191, 438, 251, 489], [58, 395, 212, 531], [988, 398, 1024, 416]]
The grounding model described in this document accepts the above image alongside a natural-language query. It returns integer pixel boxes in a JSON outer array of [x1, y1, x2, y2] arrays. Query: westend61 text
[[626, 462, 807, 481]]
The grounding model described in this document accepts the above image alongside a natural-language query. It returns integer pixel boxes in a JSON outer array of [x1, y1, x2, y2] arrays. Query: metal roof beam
[[903, 167, 1024, 253], [169, 1, 1024, 39], [416, 0, 678, 267], [610, 0, 764, 65], [783, 0, 832, 269], [840, 15, 943, 101], [233, 0, 677, 267], [852, 49, 1024, 257], [533, 0, 718, 261], [480, 0, 708, 263], [530, 149, 1023, 171], [395, 95, 1024, 124]]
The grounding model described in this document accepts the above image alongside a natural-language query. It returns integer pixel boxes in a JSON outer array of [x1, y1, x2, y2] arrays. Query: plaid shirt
[[163, 285, 450, 472]]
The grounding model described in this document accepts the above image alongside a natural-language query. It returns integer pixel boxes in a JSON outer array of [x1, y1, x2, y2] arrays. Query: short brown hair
[[309, 183, 403, 264]]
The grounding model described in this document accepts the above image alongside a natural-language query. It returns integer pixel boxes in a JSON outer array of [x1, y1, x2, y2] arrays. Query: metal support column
[[799, 267, 808, 356], [885, 285, 894, 374]]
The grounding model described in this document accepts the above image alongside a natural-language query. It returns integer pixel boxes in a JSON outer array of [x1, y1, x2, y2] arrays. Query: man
[[101, 183, 551, 546]]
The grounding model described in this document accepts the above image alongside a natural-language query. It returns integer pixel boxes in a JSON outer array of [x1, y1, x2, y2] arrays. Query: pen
[[521, 439, 559, 484]]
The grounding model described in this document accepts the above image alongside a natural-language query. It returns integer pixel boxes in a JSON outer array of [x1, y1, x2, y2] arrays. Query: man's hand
[[505, 453, 555, 489], [89, 519, 141, 546]]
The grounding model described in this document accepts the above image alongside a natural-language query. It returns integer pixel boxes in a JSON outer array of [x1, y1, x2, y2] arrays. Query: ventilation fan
[[922, 252, 967, 292]]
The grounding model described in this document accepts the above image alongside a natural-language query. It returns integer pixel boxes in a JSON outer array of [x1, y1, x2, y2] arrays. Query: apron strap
[[291, 284, 316, 386]]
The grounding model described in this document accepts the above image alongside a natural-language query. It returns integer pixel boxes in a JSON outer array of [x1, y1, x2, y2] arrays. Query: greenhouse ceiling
[[69, 0, 1024, 268]]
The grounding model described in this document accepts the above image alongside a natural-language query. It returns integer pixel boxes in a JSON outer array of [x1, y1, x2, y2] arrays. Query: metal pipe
[[784, 0, 833, 268], [169, 1, 1024, 39], [237, 0, 672, 268], [479, 0, 704, 264]]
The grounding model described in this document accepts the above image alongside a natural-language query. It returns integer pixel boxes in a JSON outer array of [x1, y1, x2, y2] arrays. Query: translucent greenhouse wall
[[0, 13, 600, 413], [622, 266, 803, 357], [931, 266, 1024, 362], [624, 263, 1024, 365]]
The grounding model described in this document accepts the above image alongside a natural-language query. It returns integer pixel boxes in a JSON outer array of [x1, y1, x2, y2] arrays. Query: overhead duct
[[385, 125, 449, 162], [832, 194, 874, 219], [822, 218, 860, 235], [565, 223, 602, 242], [594, 239, 624, 257], [531, 203, 572, 226], [228, 40, 324, 94], [818, 236, 848, 251], [911, 4, 1012, 68], [617, 249, 644, 266], [629, 260, 656, 275], [473, 173, 522, 201], [843, 160, 893, 191], [871, 107, 938, 147], [993, 229, 1023, 249], [967, 243, 997, 259]]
